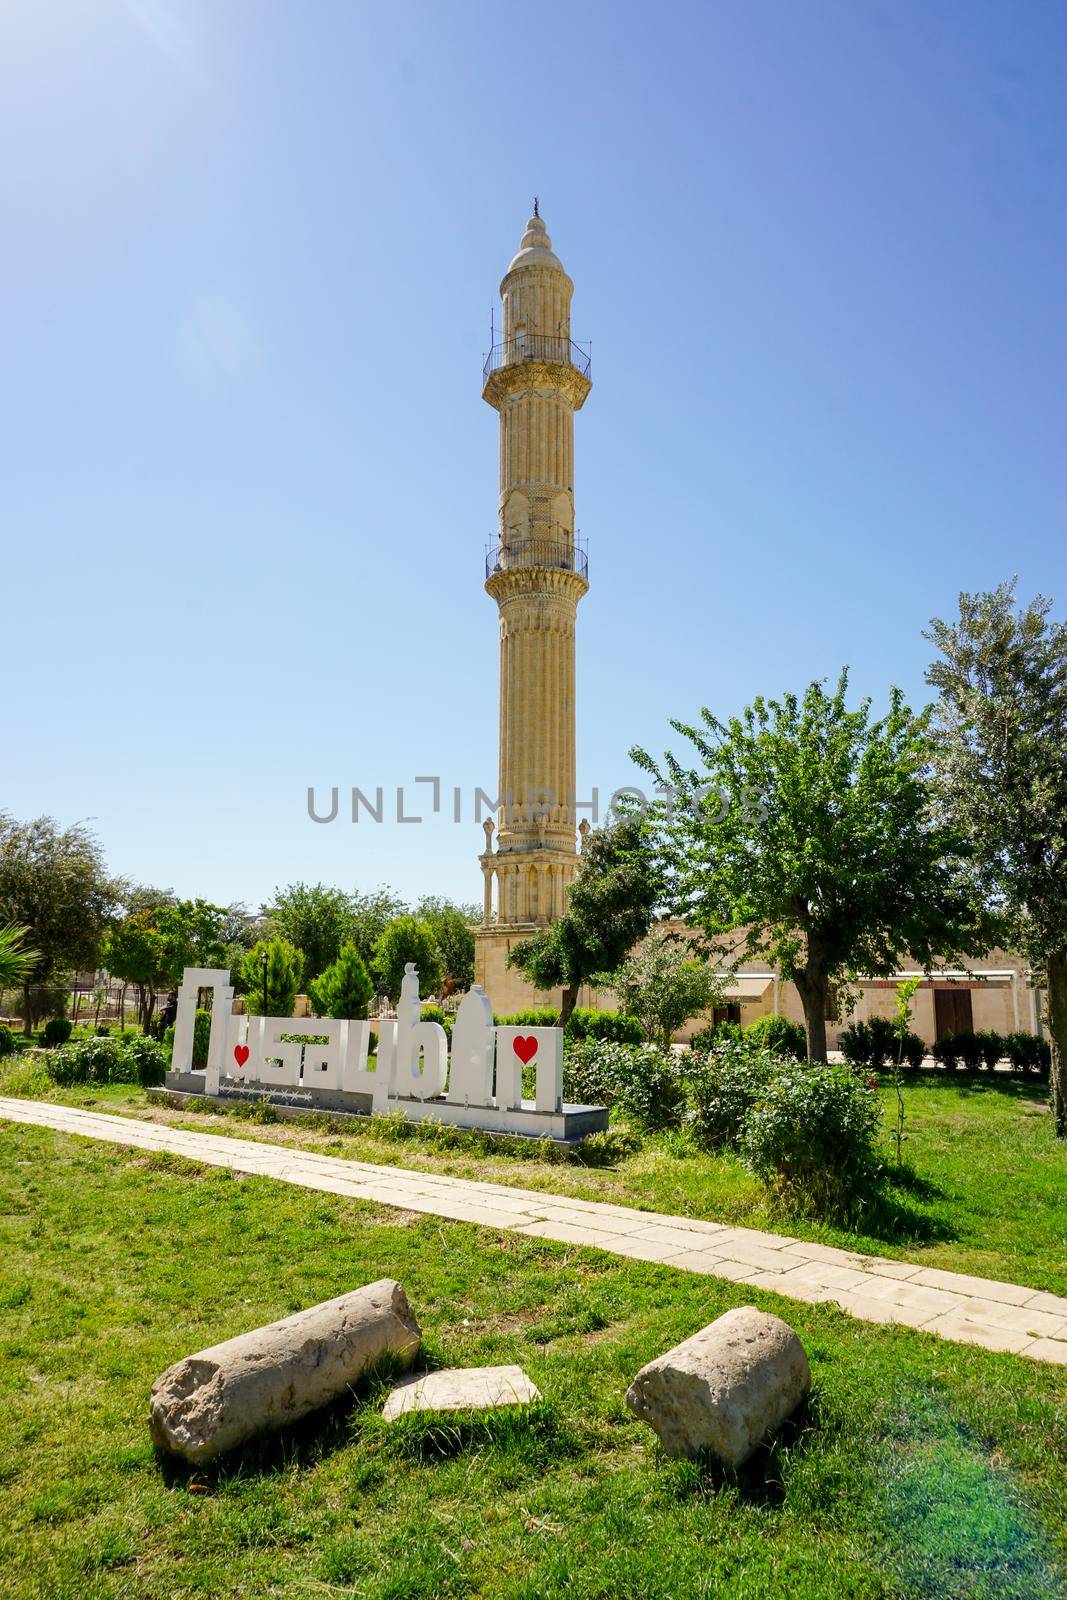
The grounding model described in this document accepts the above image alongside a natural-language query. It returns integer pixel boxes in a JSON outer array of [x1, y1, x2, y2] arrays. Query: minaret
[[475, 207, 591, 994]]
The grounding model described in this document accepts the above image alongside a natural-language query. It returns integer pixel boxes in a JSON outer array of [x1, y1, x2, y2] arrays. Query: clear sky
[[3, 1, 1064, 913]]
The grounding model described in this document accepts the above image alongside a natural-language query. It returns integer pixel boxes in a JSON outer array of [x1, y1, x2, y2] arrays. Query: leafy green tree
[[415, 896, 479, 994], [242, 937, 304, 1017], [103, 895, 231, 1028], [633, 672, 987, 1063], [0, 814, 120, 1034], [608, 931, 724, 1050], [372, 916, 443, 1003], [309, 941, 374, 1019], [926, 582, 1067, 1134], [269, 883, 355, 983], [348, 887, 408, 969], [508, 816, 661, 1027]]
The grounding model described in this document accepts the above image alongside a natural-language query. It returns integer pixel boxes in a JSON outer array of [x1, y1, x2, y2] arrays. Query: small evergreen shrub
[[42, 1017, 73, 1049], [1004, 1031, 1051, 1078], [900, 1031, 926, 1070], [739, 1061, 882, 1220], [742, 1014, 807, 1060], [563, 1040, 686, 1129], [0, 1024, 16, 1058], [686, 1044, 777, 1149], [976, 1030, 1004, 1071], [953, 1031, 985, 1073], [841, 1016, 901, 1069], [932, 1034, 961, 1072], [688, 1020, 742, 1052], [94, 1025, 112, 1038]]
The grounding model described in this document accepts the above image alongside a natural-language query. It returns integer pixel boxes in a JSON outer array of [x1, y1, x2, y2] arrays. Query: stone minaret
[[474, 208, 591, 1001]]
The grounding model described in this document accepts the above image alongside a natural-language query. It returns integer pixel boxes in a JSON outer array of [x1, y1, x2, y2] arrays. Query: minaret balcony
[[485, 534, 589, 582], [482, 335, 591, 385]]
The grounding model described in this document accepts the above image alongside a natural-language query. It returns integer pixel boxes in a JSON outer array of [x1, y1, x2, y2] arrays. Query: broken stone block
[[382, 1364, 540, 1420], [625, 1305, 809, 1465], [149, 1278, 421, 1464]]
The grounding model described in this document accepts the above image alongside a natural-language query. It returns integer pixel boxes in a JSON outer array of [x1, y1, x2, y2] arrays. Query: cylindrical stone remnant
[[625, 1305, 809, 1466], [149, 1278, 421, 1464]]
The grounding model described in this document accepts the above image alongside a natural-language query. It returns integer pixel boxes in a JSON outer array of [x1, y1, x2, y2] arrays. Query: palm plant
[[0, 924, 40, 990]]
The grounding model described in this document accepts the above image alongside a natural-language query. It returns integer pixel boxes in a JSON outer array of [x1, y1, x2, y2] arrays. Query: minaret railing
[[482, 335, 591, 384], [485, 534, 588, 581]]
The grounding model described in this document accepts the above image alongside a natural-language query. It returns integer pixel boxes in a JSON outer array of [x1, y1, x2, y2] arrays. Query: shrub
[[94, 1025, 112, 1038], [1004, 1031, 1052, 1078], [495, 1009, 559, 1028], [900, 1031, 926, 1070], [841, 1016, 902, 1069], [0, 1024, 15, 1059], [686, 1043, 777, 1148], [688, 1020, 742, 1053], [953, 1031, 985, 1073], [739, 1060, 882, 1220], [42, 1017, 73, 1049], [976, 1030, 1004, 1071], [45, 1034, 168, 1088], [742, 1014, 807, 1060], [932, 1033, 960, 1072], [563, 1040, 686, 1129], [565, 1008, 643, 1045]]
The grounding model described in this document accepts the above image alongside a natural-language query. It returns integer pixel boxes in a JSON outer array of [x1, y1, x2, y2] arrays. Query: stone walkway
[[4, 1097, 1066, 1367]]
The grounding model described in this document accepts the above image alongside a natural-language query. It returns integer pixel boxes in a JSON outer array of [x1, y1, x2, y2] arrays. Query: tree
[[415, 896, 479, 995], [372, 916, 443, 1003], [102, 895, 231, 1028], [269, 883, 356, 983], [309, 941, 374, 1019], [633, 672, 988, 1062], [0, 814, 120, 1034], [348, 887, 408, 969], [926, 581, 1067, 1134], [507, 816, 661, 1027], [608, 931, 724, 1050], [242, 937, 304, 1017]]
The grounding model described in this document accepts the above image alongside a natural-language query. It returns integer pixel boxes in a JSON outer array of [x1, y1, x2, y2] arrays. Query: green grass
[[7, 1058, 1065, 1294], [1, 1123, 1065, 1600]]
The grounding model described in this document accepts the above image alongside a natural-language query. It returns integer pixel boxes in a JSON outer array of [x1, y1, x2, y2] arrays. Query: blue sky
[[3, 0, 1064, 912]]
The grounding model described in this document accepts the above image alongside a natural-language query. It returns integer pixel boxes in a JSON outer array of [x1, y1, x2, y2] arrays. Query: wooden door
[[934, 987, 973, 1039]]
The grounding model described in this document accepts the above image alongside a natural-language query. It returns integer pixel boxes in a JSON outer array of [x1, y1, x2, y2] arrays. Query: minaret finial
[[533, 195, 539, 218]]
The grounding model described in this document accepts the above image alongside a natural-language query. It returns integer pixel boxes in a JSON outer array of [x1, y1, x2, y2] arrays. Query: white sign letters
[[167, 962, 596, 1140]]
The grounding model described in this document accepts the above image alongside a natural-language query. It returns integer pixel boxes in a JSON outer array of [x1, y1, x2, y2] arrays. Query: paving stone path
[[4, 1096, 1066, 1366]]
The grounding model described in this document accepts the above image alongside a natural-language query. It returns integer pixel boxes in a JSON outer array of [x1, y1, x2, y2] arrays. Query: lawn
[[6, 1056, 1066, 1295], [1, 1120, 1066, 1600]]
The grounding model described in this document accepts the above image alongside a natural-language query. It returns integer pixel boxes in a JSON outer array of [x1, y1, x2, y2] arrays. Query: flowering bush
[[685, 1044, 777, 1148], [739, 1061, 882, 1220], [563, 1040, 686, 1129]]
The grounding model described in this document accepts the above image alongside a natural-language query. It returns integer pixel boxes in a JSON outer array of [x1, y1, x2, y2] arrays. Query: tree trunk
[[793, 946, 829, 1063], [1048, 953, 1067, 1139], [119, 982, 127, 1030], [558, 983, 579, 1030], [22, 980, 32, 1038]]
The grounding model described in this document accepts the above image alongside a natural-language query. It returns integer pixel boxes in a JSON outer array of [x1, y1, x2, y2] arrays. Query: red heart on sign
[[513, 1035, 538, 1065], [234, 1045, 250, 1067]]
